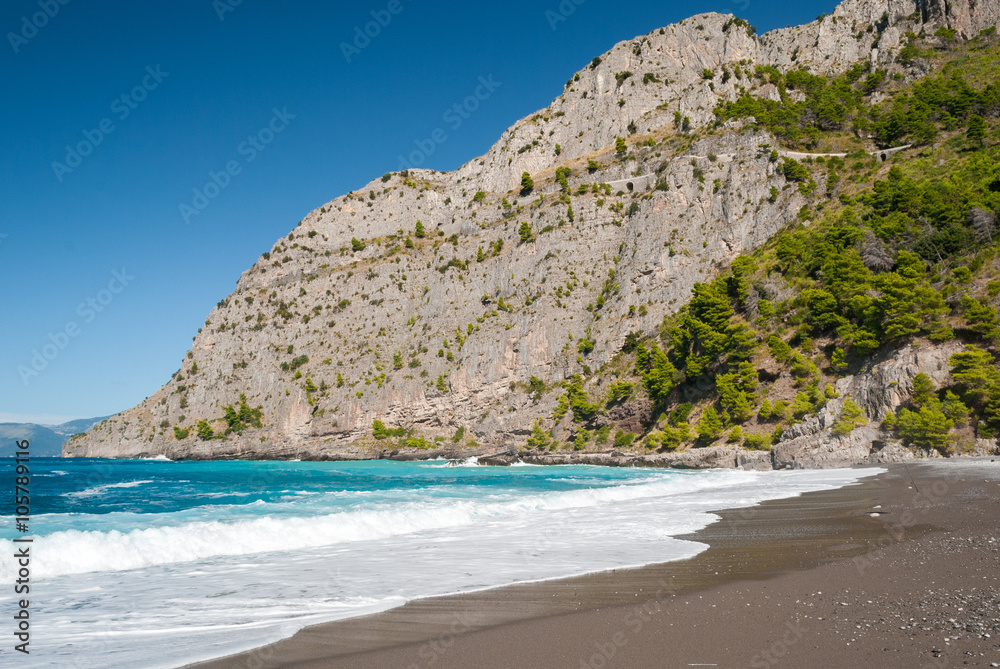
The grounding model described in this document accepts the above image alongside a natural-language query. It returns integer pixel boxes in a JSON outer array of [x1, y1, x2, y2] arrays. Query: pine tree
[[527, 420, 551, 449], [832, 397, 867, 436], [615, 136, 627, 154], [960, 295, 1000, 340], [696, 406, 724, 442], [196, 420, 214, 440], [520, 172, 534, 196], [414, 220, 426, 238], [942, 391, 970, 426], [910, 372, 936, 408], [949, 346, 999, 405], [967, 114, 986, 145], [896, 406, 953, 451], [518, 222, 533, 243]]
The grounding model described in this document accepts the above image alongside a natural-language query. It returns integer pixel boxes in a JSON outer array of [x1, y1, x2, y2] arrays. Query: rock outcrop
[[65, 0, 1000, 465]]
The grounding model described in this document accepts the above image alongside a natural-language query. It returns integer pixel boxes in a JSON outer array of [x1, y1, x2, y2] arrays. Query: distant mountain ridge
[[1, 416, 110, 457]]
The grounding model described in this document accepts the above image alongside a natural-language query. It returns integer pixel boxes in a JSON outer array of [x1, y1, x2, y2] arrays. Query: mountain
[[2, 416, 110, 457], [50, 416, 114, 436], [66, 0, 1000, 466]]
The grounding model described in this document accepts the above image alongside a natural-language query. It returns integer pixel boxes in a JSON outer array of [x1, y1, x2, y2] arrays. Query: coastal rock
[[866, 440, 916, 464], [516, 445, 772, 470], [772, 425, 881, 469]]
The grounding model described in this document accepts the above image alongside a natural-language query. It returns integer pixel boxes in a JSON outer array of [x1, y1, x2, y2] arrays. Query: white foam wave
[[424, 456, 480, 468], [2, 471, 757, 581], [63, 480, 155, 499]]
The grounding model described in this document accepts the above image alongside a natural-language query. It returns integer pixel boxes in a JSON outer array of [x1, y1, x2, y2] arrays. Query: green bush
[[831, 397, 866, 436], [527, 420, 551, 449], [173, 426, 189, 440], [405, 436, 430, 449], [372, 419, 406, 439], [564, 375, 600, 421], [222, 397, 263, 433], [659, 423, 691, 449], [613, 430, 636, 447], [196, 420, 214, 440], [518, 222, 533, 243], [782, 158, 810, 182], [607, 382, 634, 403], [555, 166, 572, 191]]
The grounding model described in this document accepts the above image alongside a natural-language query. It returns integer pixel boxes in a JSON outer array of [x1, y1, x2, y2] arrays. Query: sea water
[[0, 457, 880, 668]]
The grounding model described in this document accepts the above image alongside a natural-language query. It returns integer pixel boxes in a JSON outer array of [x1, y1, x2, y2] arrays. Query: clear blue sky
[[0, 0, 833, 424]]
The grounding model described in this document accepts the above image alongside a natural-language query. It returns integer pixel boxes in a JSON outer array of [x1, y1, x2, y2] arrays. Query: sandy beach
[[189, 459, 1000, 669]]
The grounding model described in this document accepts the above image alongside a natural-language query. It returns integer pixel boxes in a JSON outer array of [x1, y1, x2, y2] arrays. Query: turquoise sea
[[0, 457, 878, 668]]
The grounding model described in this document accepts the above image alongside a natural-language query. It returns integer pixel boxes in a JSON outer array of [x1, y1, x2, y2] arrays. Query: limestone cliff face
[[65, 0, 997, 460]]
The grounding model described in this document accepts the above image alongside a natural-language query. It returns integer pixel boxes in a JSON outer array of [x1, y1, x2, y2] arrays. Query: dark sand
[[189, 460, 1000, 669]]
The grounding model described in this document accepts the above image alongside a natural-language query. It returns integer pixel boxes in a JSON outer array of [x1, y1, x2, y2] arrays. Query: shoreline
[[186, 459, 1000, 669], [65, 442, 996, 471]]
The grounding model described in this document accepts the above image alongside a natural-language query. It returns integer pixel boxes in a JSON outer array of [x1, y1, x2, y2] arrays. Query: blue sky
[[0, 0, 834, 424]]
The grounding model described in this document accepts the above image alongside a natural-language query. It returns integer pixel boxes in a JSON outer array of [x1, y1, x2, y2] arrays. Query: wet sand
[[188, 459, 1000, 669]]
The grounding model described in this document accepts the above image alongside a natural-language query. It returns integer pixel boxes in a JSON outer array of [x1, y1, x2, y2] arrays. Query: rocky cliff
[[66, 0, 1000, 464]]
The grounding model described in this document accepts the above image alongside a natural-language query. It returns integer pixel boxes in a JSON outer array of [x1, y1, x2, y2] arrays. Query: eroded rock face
[[772, 341, 999, 469], [65, 0, 999, 462], [773, 425, 882, 469]]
